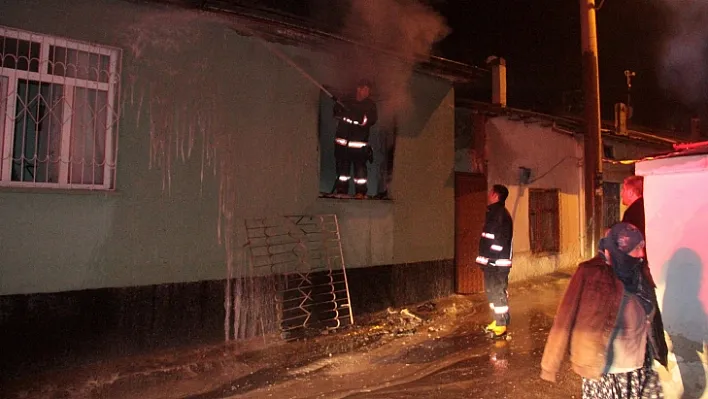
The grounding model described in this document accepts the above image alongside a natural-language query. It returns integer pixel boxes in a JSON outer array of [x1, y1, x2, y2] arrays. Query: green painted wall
[[0, 0, 454, 295]]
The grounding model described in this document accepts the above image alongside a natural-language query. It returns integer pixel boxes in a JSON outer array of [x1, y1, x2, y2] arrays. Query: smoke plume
[[658, 1, 708, 107], [328, 0, 450, 115]]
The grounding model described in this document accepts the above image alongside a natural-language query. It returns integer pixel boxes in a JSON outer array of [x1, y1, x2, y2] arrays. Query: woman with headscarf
[[540, 222, 665, 398]]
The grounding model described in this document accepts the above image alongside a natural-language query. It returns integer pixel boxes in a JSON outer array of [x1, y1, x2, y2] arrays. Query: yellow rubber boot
[[485, 320, 497, 331], [491, 325, 507, 337]]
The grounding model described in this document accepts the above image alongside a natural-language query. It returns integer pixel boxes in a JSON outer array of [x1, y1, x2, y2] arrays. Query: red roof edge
[[673, 141, 708, 151]]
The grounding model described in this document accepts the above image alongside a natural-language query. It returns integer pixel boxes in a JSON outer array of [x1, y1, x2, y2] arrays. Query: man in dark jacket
[[621, 175, 646, 238], [476, 184, 514, 337], [333, 79, 378, 199], [621, 175, 669, 368]]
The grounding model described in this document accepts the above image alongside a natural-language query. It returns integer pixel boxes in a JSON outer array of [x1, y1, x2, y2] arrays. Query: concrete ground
[[3, 271, 584, 399]]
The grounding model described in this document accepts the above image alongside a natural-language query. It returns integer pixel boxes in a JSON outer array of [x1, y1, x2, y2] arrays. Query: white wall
[[485, 117, 584, 281], [637, 155, 708, 399]]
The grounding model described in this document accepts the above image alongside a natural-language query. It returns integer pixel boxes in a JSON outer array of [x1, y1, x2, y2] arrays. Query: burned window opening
[[318, 89, 396, 201]]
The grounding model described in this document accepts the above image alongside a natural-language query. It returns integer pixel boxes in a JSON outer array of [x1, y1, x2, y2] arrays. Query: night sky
[[239, 0, 697, 134], [436, 0, 688, 133]]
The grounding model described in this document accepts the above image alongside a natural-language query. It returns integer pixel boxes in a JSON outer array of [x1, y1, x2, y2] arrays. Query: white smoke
[[658, 1, 708, 106], [328, 0, 450, 115]]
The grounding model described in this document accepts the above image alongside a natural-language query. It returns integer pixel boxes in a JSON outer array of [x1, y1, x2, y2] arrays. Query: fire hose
[[233, 23, 348, 110]]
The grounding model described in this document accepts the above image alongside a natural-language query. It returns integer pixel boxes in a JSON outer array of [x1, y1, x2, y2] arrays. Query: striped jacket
[[476, 202, 513, 267]]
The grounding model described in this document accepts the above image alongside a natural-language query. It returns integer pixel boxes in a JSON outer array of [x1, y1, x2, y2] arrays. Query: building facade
[[454, 104, 676, 282], [0, 0, 480, 374]]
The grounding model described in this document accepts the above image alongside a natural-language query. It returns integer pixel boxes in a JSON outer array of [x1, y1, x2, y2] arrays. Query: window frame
[[528, 188, 561, 254], [603, 182, 621, 228], [0, 25, 121, 190]]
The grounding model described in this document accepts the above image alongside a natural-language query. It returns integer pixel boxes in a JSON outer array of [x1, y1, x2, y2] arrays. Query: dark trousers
[[334, 144, 368, 195], [483, 266, 511, 326]]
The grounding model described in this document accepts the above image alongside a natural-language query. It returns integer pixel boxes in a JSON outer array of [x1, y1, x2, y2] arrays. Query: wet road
[[219, 272, 581, 399], [4, 271, 582, 399]]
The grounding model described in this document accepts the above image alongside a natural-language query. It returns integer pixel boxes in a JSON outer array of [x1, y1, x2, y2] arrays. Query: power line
[[527, 156, 579, 185]]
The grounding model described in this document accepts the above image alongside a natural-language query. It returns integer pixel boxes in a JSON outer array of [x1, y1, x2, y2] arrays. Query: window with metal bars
[[529, 188, 560, 254], [603, 182, 621, 228], [0, 26, 121, 190]]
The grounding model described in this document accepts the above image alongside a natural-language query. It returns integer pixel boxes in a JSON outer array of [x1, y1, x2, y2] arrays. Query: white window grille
[[0, 26, 121, 190]]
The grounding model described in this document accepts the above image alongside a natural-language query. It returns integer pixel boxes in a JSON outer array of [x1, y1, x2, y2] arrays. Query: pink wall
[[640, 159, 708, 344]]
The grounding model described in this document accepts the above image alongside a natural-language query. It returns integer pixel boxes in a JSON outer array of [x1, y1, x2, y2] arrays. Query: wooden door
[[455, 173, 487, 293]]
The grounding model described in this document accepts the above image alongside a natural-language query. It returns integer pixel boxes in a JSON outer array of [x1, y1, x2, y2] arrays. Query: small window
[[603, 144, 615, 160], [0, 26, 121, 190], [529, 189, 560, 254], [603, 182, 621, 228]]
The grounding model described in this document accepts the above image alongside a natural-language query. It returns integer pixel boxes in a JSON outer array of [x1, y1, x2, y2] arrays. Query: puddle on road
[[354, 309, 557, 398], [373, 330, 485, 365], [182, 357, 337, 399], [178, 334, 383, 398], [371, 307, 555, 365], [345, 343, 546, 399]]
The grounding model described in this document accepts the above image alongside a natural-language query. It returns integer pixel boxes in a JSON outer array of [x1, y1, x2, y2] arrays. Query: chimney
[[690, 117, 700, 141], [486, 56, 507, 107], [614, 103, 628, 135]]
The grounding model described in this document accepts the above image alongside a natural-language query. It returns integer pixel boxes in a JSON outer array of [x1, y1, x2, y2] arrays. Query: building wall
[[637, 155, 708, 399], [0, 0, 454, 296], [480, 116, 673, 282], [0, 0, 457, 375], [485, 117, 584, 281]]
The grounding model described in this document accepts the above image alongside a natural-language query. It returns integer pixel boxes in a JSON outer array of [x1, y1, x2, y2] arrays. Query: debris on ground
[[416, 301, 437, 313], [400, 308, 422, 323], [371, 307, 426, 336], [443, 303, 458, 315]]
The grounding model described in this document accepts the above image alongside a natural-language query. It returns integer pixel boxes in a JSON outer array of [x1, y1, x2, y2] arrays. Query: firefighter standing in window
[[333, 79, 378, 199], [476, 184, 514, 338]]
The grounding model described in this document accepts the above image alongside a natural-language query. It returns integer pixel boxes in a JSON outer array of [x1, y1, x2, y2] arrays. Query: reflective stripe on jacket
[[477, 201, 513, 267]]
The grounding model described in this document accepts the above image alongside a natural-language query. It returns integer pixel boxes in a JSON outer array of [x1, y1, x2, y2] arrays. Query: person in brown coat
[[541, 223, 666, 399]]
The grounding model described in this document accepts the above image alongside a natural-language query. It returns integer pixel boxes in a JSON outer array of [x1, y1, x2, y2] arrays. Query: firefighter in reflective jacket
[[476, 184, 514, 337], [333, 79, 378, 198]]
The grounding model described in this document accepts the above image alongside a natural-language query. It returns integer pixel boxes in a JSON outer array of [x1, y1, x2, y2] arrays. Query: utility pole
[[579, 0, 603, 257]]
